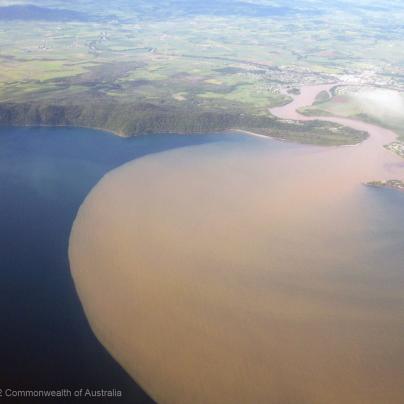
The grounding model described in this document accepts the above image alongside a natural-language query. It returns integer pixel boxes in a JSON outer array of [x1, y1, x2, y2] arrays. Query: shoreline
[[0, 123, 127, 138], [229, 128, 273, 140], [0, 122, 272, 141], [1, 83, 401, 152], [0, 122, 366, 148]]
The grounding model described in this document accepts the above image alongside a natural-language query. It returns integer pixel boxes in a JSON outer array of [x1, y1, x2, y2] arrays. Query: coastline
[[1, 84, 401, 152], [0, 123, 127, 138], [229, 128, 273, 140], [0, 87, 372, 147], [0, 121, 367, 148], [0, 123, 272, 141]]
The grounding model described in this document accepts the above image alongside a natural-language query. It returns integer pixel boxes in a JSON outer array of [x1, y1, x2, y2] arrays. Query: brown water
[[69, 86, 404, 404], [271, 84, 404, 183]]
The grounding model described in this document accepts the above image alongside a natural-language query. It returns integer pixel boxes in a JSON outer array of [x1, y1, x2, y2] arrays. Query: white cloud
[[353, 88, 404, 121]]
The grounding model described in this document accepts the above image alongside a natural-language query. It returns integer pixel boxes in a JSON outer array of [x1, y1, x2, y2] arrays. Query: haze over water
[[69, 87, 404, 403]]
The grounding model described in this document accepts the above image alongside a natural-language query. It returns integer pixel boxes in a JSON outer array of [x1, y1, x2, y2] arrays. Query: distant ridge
[[0, 4, 91, 21]]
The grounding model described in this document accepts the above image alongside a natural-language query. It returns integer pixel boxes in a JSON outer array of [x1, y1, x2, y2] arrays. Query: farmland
[[0, 1, 403, 142]]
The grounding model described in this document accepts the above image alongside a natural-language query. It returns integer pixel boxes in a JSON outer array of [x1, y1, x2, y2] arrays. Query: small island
[[366, 179, 404, 192], [286, 88, 301, 95]]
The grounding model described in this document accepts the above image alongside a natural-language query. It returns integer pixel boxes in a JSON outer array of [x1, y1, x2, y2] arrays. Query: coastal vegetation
[[314, 90, 331, 104], [0, 99, 367, 144], [0, 1, 403, 144]]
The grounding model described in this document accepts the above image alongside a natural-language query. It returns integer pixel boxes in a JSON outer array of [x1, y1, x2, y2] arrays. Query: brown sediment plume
[[69, 85, 404, 404]]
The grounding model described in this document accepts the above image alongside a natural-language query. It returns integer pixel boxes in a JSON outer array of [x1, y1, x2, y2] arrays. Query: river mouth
[[69, 91, 404, 403]]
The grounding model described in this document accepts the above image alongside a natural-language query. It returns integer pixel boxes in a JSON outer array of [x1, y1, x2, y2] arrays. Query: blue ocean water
[[0, 126, 238, 403]]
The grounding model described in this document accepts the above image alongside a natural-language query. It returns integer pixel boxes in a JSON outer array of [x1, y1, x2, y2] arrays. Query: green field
[[0, 1, 403, 142]]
